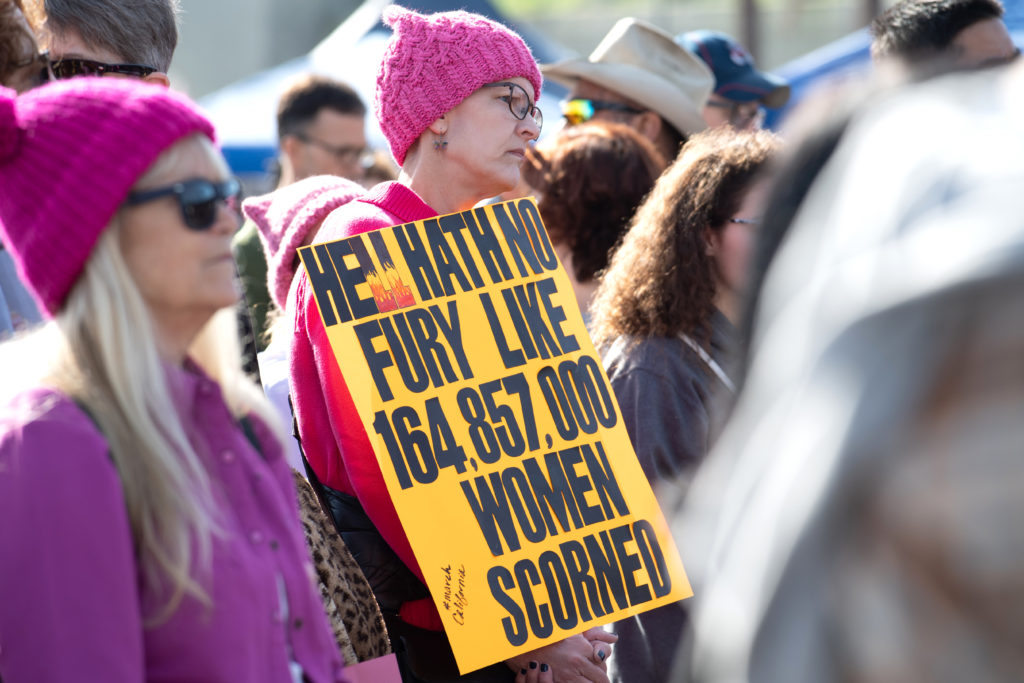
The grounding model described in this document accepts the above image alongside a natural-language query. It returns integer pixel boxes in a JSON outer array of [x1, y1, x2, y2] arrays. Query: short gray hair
[[44, 0, 180, 72]]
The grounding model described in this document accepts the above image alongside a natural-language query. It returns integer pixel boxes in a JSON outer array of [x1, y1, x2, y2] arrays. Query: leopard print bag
[[292, 469, 392, 664]]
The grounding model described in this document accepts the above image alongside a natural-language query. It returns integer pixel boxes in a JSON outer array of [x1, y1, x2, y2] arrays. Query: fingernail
[[599, 650, 607, 661], [529, 661, 538, 669], [520, 669, 527, 675], [541, 663, 549, 672]]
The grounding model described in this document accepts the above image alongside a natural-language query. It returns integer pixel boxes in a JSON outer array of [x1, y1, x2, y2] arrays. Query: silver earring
[[433, 134, 448, 151]]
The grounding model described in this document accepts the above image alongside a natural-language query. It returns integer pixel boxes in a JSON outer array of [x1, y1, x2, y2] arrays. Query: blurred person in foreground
[[520, 121, 667, 324], [677, 31, 790, 131], [543, 18, 712, 164], [871, 0, 1018, 68], [588, 127, 779, 683], [290, 5, 614, 682], [42, 0, 178, 85], [678, 58, 1024, 683], [234, 74, 369, 351], [0, 0, 47, 340], [0, 78, 345, 681]]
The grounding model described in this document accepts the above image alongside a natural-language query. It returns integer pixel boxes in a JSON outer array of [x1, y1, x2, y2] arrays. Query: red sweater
[[289, 181, 443, 630]]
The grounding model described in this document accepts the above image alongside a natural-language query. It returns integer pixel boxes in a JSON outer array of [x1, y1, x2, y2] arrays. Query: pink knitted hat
[[242, 175, 364, 311], [376, 5, 543, 165], [0, 78, 215, 316]]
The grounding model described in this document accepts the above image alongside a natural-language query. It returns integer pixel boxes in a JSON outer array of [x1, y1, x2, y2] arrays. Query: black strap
[[287, 393, 340, 535]]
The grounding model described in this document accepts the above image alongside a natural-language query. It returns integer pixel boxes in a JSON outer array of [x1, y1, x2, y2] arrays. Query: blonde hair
[[0, 134, 284, 623]]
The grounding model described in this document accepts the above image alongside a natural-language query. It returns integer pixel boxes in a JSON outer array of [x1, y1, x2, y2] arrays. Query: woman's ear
[[427, 114, 448, 136], [705, 227, 719, 256]]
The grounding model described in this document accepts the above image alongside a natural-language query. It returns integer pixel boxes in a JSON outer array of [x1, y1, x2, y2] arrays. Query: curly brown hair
[[590, 127, 779, 348], [522, 121, 667, 282], [1, 0, 33, 85]]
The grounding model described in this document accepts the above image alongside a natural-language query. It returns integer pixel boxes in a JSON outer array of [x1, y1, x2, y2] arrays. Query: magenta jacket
[[0, 362, 346, 683]]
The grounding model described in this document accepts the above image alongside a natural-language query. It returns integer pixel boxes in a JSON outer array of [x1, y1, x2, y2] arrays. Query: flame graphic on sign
[[366, 265, 415, 311]]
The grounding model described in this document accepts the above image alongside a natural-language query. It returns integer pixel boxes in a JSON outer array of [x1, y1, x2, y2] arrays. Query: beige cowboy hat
[[542, 18, 713, 137]]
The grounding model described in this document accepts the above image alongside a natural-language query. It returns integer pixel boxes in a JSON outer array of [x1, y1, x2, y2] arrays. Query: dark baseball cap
[[677, 30, 790, 108]]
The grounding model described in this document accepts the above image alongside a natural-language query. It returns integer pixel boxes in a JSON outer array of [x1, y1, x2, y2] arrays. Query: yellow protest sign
[[298, 197, 691, 674]]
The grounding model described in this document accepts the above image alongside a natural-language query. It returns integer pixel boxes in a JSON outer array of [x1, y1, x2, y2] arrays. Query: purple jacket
[[0, 362, 346, 683]]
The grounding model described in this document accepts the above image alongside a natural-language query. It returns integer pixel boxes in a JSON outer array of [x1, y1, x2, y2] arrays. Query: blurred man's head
[[276, 74, 368, 185], [677, 30, 790, 131], [871, 0, 1018, 68], [543, 17, 713, 163], [43, 0, 178, 86]]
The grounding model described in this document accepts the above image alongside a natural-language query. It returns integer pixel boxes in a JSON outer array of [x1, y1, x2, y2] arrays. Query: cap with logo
[[677, 30, 790, 108]]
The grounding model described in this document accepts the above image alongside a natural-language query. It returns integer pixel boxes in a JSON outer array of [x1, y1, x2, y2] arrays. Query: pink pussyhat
[[242, 175, 365, 311], [0, 78, 215, 316], [375, 4, 543, 165]]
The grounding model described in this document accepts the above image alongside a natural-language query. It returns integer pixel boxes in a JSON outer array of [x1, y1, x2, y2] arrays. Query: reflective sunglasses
[[561, 98, 643, 125], [124, 178, 241, 231], [50, 57, 157, 80], [484, 82, 543, 132], [295, 132, 370, 166]]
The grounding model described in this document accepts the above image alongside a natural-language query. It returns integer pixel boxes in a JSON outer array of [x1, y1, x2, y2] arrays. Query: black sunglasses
[[50, 57, 157, 80], [124, 178, 241, 231]]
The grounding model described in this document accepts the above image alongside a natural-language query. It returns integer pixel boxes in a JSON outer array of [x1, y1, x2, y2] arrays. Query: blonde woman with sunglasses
[[0, 79, 346, 682]]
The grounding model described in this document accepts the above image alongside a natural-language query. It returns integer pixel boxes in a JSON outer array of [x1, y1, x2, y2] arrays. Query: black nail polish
[[529, 661, 538, 669], [541, 663, 549, 673], [599, 650, 606, 661], [520, 669, 527, 675]]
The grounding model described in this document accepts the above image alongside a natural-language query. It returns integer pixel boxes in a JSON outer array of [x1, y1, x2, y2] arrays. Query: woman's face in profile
[[439, 76, 541, 200], [710, 178, 770, 299], [118, 137, 240, 337]]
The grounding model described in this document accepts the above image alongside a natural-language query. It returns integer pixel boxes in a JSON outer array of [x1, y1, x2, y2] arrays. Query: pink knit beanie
[[0, 78, 215, 316], [376, 5, 543, 165], [242, 175, 364, 311]]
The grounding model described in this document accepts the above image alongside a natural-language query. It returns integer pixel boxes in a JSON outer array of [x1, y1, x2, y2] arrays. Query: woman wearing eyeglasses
[[592, 127, 778, 488], [289, 5, 614, 682], [0, 79, 346, 682], [587, 125, 778, 683]]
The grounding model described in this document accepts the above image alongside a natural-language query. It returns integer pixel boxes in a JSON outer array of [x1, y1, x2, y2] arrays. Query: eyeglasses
[[294, 132, 370, 166], [484, 82, 543, 133], [561, 98, 644, 125], [50, 57, 157, 80], [124, 178, 241, 231], [705, 99, 765, 129], [10, 49, 54, 89]]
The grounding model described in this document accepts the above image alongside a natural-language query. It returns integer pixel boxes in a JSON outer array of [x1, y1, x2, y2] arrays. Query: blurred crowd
[[1, 0, 1023, 681]]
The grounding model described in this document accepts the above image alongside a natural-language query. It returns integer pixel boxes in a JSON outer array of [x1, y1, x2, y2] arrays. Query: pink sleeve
[[0, 398, 144, 682], [293, 277, 428, 583]]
